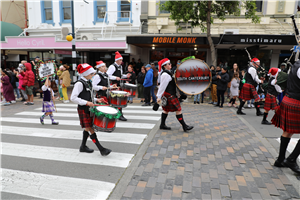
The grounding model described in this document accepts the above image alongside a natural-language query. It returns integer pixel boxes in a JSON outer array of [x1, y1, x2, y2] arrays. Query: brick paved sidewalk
[[120, 104, 300, 200]]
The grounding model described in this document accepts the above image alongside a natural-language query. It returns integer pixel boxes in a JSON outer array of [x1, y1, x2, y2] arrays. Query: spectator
[[150, 65, 158, 104], [56, 65, 64, 100], [125, 65, 136, 104], [12, 68, 20, 100], [0, 69, 16, 106], [280, 63, 288, 73], [22, 63, 35, 105], [228, 72, 240, 107], [135, 59, 143, 74], [129, 58, 136, 70], [209, 65, 218, 105], [142, 64, 153, 106], [17, 65, 28, 102], [59, 64, 71, 103], [194, 92, 204, 104], [213, 67, 229, 108], [137, 66, 146, 103]]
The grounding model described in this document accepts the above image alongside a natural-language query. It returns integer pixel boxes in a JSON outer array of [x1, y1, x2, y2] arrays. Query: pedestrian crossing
[[1, 103, 161, 200]]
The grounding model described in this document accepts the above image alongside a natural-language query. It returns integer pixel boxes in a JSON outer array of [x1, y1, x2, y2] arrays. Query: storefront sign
[[54, 50, 72, 55], [39, 63, 55, 78], [127, 36, 217, 45], [152, 37, 197, 44]]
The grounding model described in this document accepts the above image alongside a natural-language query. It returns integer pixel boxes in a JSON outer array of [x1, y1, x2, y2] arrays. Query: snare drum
[[110, 91, 128, 108], [92, 106, 120, 132], [122, 83, 137, 97]]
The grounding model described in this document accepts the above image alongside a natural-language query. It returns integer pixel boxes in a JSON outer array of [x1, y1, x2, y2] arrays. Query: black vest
[[286, 61, 300, 100], [162, 70, 176, 96], [245, 66, 258, 87], [96, 72, 109, 97], [77, 79, 92, 112], [43, 88, 51, 102], [112, 63, 122, 86], [267, 77, 279, 96]]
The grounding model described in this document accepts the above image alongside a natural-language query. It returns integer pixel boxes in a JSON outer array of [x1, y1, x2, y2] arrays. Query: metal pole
[[71, 0, 76, 73]]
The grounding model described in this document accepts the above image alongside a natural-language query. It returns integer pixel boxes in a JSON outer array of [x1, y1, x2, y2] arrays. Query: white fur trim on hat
[[162, 60, 170, 66], [96, 63, 105, 68], [115, 56, 123, 61], [81, 67, 96, 77]]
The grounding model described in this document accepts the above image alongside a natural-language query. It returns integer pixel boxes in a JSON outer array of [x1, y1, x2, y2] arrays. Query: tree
[[159, 1, 260, 66]]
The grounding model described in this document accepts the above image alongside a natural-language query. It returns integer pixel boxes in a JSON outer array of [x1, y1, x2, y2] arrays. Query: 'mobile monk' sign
[[152, 37, 197, 44]]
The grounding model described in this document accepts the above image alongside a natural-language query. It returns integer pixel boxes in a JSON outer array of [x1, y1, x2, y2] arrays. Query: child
[[228, 72, 240, 107], [40, 76, 59, 125], [70, 63, 111, 156]]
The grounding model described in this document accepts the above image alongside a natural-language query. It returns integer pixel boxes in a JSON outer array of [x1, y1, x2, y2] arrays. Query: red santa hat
[[77, 63, 96, 77], [96, 61, 105, 68], [268, 67, 281, 77], [158, 58, 170, 72], [251, 58, 260, 63], [115, 51, 123, 61]]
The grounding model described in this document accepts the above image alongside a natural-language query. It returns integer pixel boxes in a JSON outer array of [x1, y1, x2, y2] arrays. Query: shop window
[[59, 0, 71, 25], [93, 1, 107, 24], [255, 0, 263, 12], [117, 0, 132, 23], [297, 0, 300, 12], [160, 1, 170, 14], [41, 0, 54, 25]]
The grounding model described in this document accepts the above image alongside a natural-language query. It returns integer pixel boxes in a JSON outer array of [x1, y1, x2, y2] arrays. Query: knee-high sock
[[119, 108, 123, 115], [161, 113, 168, 126], [176, 114, 187, 127], [41, 113, 47, 120], [229, 98, 233, 103], [49, 114, 55, 122], [90, 133, 104, 151], [263, 112, 268, 121], [287, 139, 300, 162], [278, 136, 291, 162], [81, 130, 90, 147], [254, 102, 261, 113], [238, 101, 245, 112], [232, 98, 236, 105]]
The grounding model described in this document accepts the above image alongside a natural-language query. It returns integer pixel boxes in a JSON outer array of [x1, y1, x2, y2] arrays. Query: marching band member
[[272, 60, 300, 175], [107, 51, 131, 121], [237, 58, 264, 116], [92, 61, 110, 102], [261, 68, 282, 125], [71, 63, 111, 156], [156, 58, 193, 132]]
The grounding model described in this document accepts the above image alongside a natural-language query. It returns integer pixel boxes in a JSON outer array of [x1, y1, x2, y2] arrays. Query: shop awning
[[1, 21, 23, 41]]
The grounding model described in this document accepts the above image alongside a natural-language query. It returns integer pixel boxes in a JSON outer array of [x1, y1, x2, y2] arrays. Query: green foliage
[[159, 0, 260, 32]]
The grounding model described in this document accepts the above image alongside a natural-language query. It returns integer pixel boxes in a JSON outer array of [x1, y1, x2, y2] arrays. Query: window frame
[[159, 0, 170, 14], [59, 0, 72, 25], [93, 0, 107, 25], [117, 0, 132, 23], [41, 0, 54, 25], [255, 0, 263, 13]]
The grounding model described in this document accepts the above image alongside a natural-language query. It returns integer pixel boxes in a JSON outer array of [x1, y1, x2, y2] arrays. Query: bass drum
[[175, 58, 212, 95]]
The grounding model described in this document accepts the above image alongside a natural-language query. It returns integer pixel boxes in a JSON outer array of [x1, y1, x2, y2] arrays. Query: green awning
[[1, 21, 23, 41]]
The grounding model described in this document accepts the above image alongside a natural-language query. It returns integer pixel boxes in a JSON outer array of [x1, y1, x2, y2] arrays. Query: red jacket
[[22, 63, 35, 87]]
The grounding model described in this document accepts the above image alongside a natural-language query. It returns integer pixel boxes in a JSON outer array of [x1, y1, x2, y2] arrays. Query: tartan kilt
[[264, 93, 278, 111], [77, 108, 93, 128], [239, 83, 260, 101], [271, 96, 300, 133], [42, 101, 56, 112], [162, 92, 181, 112]]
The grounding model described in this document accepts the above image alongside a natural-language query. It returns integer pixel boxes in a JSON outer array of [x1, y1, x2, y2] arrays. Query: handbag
[[161, 96, 168, 107]]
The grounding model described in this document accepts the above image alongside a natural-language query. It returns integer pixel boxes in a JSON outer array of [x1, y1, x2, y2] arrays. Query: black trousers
[[217, 89, 225, 106], [144, 86, 151, 104]]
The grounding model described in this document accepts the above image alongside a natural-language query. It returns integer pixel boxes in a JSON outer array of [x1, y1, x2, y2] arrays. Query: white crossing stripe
[[1, 117, 155, 129], [2, 142, 134, 168], [15, 111, 161, 121], [34, 107, 161, 114], [276, 138, 300, 161], [2, 168, 115, 200], [1, 126, 147, 145], [55, 103, 162, 110]]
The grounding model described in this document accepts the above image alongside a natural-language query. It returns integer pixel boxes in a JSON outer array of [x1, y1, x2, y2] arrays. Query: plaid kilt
[[42, 101, 55, 112], [77, 108, 93, 128], [271, 96, 300, 133], [162, 92, 181, 112], [239, 83, 260, 101], [264, 93, 278, 111]]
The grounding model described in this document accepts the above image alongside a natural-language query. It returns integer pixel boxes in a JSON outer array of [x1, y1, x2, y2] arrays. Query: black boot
[[237, 101, 246, 115], [118, 108, 127, 121], [274, 136, 291, 167], [283, 139, 300, 174], [255, 102, 263, 116], [160, 113, 171, 130], [90, 133, 111, 156], [79, 131, 94, 153], [176, 114, 194, 132], [261, 112, 271, 125]]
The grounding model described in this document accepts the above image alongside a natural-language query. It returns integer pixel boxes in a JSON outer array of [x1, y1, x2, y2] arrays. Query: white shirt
[[270, 79, 283, 93], [41, 85, 54, 97], [157, 71, 162, 84], [92, 73, 105, 91], [71, 77, 97, 106], [156, 72, 172, 99], [107, 62, 127, 80], [297, 68, 300, 79], [248, 66, 262, 84]]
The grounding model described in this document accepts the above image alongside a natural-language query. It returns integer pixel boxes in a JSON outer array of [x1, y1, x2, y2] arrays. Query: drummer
[[70, 63, 111, 156], [92, 61, 115, 102], [261, 68, 282, 125], [107, 51, 131, 121], [156, 58, 194, 132]]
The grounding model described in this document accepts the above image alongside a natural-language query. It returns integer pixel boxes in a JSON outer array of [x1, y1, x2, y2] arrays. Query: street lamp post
[[71, 0, 76, 74]]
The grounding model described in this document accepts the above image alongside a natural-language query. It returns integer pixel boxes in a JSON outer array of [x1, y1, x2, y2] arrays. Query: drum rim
[[95, 106, 118, 115], [175, 58, 212, 96], [112, 91, 128, 94], [124, 83, 137, 87]]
